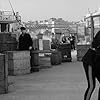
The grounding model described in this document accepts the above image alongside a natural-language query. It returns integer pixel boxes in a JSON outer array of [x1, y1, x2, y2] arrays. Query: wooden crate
[[43, 40, 50, 50], [0, 33, 18, 53], [77, 44, 90, 61], [6, 51, 31, 75], [0, 54, 8, 94]]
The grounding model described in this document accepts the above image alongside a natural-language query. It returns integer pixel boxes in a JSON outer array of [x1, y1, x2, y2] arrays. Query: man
[[18, 27, 34, 73], [71, 35, 75, 50], [68, 34, 75, 50], [18, 27, 33, 50]]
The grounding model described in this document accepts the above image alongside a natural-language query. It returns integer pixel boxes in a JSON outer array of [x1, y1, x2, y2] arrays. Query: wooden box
[[43, 40, 50, 50], [0, 54, 8, 94], [6, 51, 31, 75], [77, 44, 90, 61], [0, 33, 17, 53]]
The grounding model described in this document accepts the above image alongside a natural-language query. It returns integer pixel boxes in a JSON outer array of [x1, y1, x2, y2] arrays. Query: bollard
[[30, 51, 40, 72], [50, 50, 62, 65]]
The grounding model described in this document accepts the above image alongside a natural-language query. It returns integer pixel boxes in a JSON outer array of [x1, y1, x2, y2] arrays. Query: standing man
[[68, 34, 75, 50], [18, 27, 33, 73], [18, 27, 33, 50], [71, 34, 76, 50]]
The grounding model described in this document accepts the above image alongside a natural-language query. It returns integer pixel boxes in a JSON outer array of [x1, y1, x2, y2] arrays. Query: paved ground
[[0, 51, 99, 100]]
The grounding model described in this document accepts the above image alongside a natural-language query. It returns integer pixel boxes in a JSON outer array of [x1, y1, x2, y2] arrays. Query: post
[[0, 24, 1, 32], [90, 16, 94, 44]]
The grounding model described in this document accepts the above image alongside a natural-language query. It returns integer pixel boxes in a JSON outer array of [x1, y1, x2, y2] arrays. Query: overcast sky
[[1, 0, 100, 22]]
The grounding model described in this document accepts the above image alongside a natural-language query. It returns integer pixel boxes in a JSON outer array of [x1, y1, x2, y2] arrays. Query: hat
[[20, 27, 26, 30]]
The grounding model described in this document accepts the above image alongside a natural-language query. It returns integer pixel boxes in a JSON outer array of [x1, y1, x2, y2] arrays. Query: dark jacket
[[92, 31, 100, 72], [82, 31, 100, 66], [19, 33, 33, 50], [92, 31, 100, 49]]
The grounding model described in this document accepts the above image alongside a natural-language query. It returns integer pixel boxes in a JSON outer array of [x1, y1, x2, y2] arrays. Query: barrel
[[30, 51, 40, 72], [0, 33, 18, 53], [50, 51, 62, 65], [57, 43, 72, 62]]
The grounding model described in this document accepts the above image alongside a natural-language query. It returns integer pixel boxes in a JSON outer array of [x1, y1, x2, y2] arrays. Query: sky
[[1, 0, 100, 22]]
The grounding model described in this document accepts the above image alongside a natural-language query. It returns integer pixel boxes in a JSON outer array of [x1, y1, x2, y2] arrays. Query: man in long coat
[[18, 27, 33, 50]]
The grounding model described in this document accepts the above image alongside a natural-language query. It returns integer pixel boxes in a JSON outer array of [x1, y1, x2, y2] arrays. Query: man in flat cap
[[18, 27, 33, 50]]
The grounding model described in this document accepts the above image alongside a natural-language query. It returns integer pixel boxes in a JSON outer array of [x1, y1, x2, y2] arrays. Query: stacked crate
[[0, 54, 8, 94], [0, 33, 18, 53], [77, 44, 90, 61], [6, 51, 31, 75], [43, 40, 50, 50]]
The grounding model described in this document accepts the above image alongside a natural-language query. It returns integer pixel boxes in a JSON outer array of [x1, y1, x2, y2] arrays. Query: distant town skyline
[[1, 0, 100, 22]]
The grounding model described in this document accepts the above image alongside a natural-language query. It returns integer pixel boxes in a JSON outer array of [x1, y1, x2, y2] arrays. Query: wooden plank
[[4, 54, 8, 93], [0, 80, 8, 94], [0, 54, 8, 94], [0, 72, 4, 81], [4, 54, 8, 79], [0, 54, 5, 81], [0, 60, 4, 73], [32, 50, 56, 53], [0, 80, 6, 94]]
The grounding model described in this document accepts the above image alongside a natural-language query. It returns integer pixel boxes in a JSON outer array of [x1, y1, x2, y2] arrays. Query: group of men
[[51, 33, 76, 50], [18, 27, 76, 51], [60, 34, 76, 50]]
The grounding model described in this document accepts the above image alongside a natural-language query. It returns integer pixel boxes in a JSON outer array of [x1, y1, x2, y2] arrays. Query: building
[[85, 8, 100, 35], [25, 18, 78, 42], [0, 11, 21, 33]]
